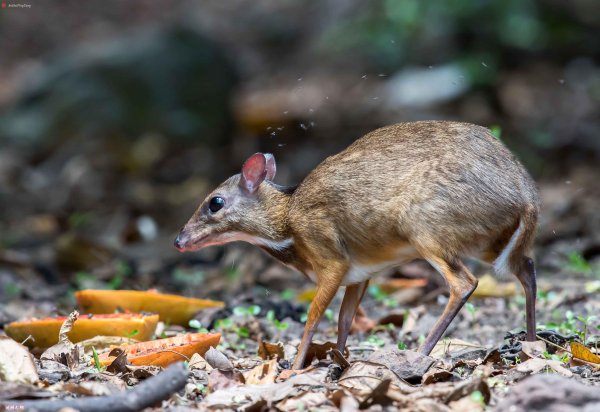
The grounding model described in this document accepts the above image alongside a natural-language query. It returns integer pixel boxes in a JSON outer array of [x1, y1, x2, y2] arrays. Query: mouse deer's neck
[[244, 183, 299, 267], [258, 182, 295, 243]]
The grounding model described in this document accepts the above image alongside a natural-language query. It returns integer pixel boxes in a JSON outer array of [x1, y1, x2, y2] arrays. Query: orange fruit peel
[[5, 313, 159, 348], [97, 332, 221, 367], [75, 289, 224, 325]]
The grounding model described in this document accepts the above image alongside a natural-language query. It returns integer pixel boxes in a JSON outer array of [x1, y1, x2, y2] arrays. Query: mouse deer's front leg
[[292, 261, 347, 370]]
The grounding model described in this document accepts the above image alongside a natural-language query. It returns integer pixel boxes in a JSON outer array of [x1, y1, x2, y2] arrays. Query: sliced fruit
[[75, 289, 224, 325], [5, 313, 158, 348], [97, 332, 221, 367]]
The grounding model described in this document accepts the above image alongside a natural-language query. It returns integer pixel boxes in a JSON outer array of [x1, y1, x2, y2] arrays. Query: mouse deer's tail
[[493, 204, 538, 278]]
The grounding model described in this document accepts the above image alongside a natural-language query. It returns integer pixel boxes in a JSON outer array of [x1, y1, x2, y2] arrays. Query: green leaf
[[489, 125, 502, 139], [276, 320, 289, 331], [189, 319, 202, 329], [248, 305, 261, 316], [566, 251, 592, 273], [92, 347, 103, 372], [280, 289, 294, 300], [366, 334, 385, 347], [324, 309, 334, 321], [470, 390, 485, 404], [233, 307, 247, 316], [465, 302, 476, 315], [215, 318, 234, 329]]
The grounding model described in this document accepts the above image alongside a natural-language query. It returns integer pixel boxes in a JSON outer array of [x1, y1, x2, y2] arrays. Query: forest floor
[[1, 156, 600, 410]]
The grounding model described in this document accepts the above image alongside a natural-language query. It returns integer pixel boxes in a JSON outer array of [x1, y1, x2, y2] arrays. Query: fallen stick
[[1, 362, 189, 412]]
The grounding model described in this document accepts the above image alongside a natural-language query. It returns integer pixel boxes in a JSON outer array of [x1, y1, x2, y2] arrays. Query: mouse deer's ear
[[240, 153, 267, 194], [264, 153, 276, 181]]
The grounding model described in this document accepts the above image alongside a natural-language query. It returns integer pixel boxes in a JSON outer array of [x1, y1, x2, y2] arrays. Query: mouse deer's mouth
[[175, 228, 244, 252], [174, 232, 211, 252]]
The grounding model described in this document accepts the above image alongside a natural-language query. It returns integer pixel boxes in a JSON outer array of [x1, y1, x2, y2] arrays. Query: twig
[[532, 335, 600, 367], [1, 362, 189, 412], [535, 334, 572, 354], [154, 350, 191, 362]]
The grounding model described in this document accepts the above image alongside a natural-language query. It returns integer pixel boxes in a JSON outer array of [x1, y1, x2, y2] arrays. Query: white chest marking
[[343, 262, 393, 285], [343, 244, 420, 285]]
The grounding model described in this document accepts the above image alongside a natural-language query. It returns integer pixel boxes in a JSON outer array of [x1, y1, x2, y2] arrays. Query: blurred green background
[[0, 0, 598, 302]]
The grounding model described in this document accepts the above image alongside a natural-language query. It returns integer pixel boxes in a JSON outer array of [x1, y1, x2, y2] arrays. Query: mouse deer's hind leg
[[493, 209, 538, 341], [337, 280, 369, 352], [418, 256, 478, 356], [516, 257, 537, 341]]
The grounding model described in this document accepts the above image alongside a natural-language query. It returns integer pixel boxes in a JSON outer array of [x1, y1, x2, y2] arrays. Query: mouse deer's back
[[289, 121, 539, 273]]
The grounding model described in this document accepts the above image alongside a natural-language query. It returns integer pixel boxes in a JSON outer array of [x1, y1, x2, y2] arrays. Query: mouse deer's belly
[[342, 243, 420, 286]]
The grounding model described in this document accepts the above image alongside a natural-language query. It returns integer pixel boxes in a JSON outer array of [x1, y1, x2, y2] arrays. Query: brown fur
[[176, 121, 541, 369]]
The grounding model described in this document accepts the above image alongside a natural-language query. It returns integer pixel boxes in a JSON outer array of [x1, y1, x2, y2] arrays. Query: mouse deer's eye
[[208, 196, 225, 213]]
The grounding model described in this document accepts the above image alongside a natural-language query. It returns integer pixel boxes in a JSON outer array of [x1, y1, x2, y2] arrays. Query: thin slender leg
[[516, 257, 537, 341], [419, 257, 478, 356], [337, 280, 369, 352], [292, 277, 344, 369]]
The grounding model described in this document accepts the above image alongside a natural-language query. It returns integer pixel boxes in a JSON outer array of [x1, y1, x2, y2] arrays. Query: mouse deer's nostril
[[174, 234, 185, 250]]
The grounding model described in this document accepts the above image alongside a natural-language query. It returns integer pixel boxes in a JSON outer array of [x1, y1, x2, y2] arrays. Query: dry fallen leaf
[[516, 358, 573, 377], [304, 341, 338, 367], [449, 394, 485, 412], [422, 366, 453, 385], [329, 389, 360, 412], [350, 306, 376, 334], [189, 353, 213, 371], [367, 350, 434, 382], [205, 367, 328, 409], [41, 311, 81, 370], [430, 339, 485, 359], [0, 336, 39, 384], [244, 359, 279, 385], [570, 342, 600, 364], [105, 348, 129, 374], [205, 347, 233, 370], [521, 340, 547, 359], [338, 361, 405, 395], [400, 305, 427, 336], [358, 378, 394, 409], [208, 368, 245, 392], [276, 391, 331, 411], [258, 341, 285, 360], [276, 364, 318, 382]]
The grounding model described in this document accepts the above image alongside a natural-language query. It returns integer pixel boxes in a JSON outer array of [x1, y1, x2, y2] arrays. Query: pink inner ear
[[264, 153, 276, 181], [240, 153, 267, 193]]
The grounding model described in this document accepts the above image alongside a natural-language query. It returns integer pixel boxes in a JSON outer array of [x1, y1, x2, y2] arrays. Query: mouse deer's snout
[[173, 230, 188, 251], [173, 225, 197, 252]]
